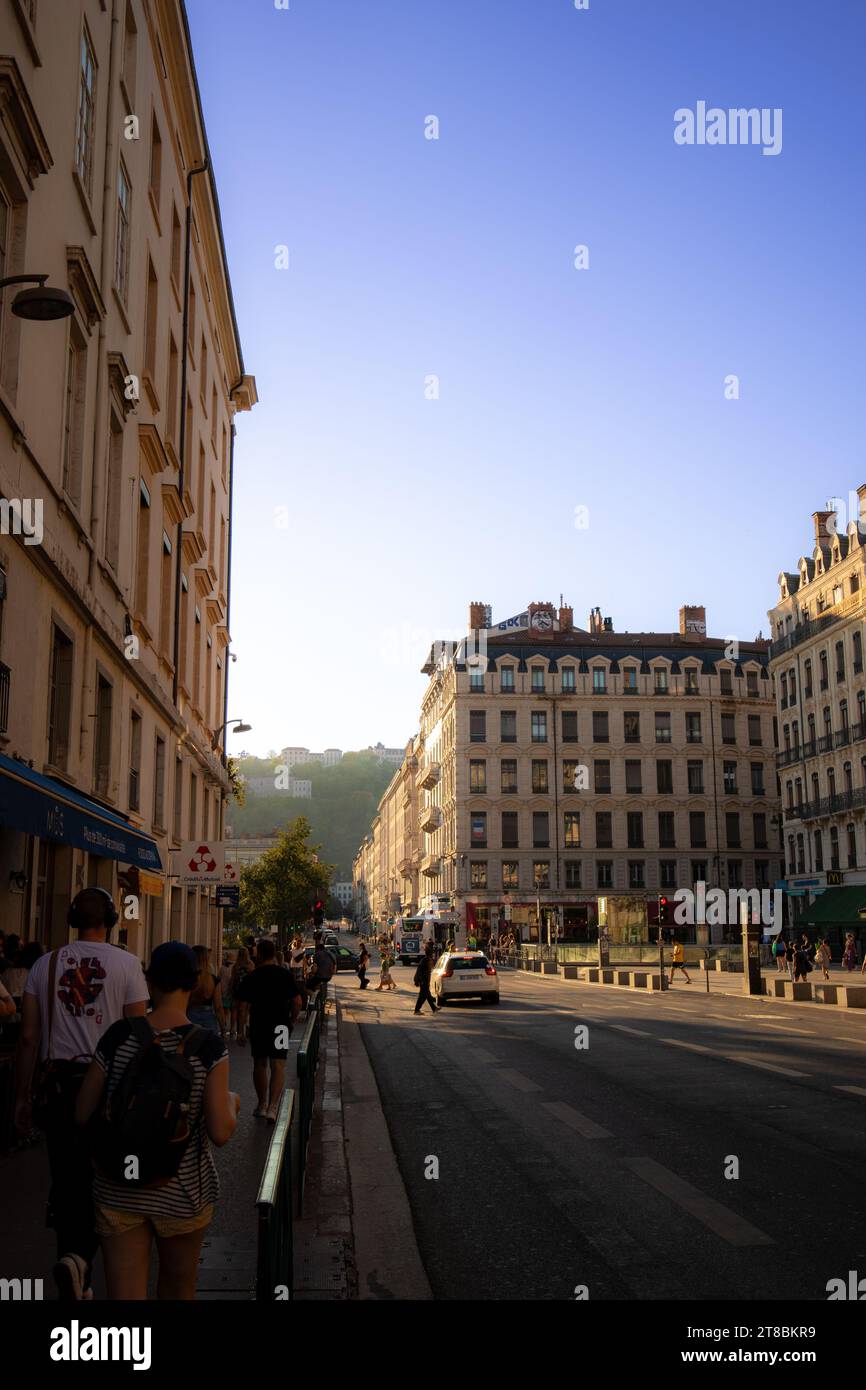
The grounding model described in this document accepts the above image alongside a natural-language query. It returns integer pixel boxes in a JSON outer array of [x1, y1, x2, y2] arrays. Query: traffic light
[[312, 899, 325, 927], [657, 894, 669, 926]]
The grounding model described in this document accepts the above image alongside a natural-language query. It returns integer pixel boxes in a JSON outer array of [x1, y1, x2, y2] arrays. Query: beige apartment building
[[354, 601, 782, 942], [0, 1, 256, 957], [769, 489, 866, 952]]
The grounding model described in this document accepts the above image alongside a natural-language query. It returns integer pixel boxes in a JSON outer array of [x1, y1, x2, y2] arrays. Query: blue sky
[[186, 0, 866, 757]]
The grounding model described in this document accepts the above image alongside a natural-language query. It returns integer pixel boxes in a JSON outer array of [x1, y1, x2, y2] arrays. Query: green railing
[[255, 1087, 295, 1301], [296, 982, 326, 1211]]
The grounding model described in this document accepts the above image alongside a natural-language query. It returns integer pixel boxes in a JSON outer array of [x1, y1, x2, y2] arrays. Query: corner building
[[0, 1, 256, 956], [769, 491, 866, 950], [409, 600, 781, 943]]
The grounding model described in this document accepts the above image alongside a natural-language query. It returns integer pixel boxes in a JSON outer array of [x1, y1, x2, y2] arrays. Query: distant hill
[[227, 752, 398, 879]]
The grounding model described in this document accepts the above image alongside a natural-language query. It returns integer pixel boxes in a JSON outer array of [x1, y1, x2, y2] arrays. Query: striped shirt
[[93, 1019, 226, 1219]]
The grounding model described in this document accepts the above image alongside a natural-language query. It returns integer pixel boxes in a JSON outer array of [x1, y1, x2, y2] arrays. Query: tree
[[237, 816, 333, 939]]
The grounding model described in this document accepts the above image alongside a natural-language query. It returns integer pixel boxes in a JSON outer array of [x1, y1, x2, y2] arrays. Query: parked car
[[304, 945, 359, 973], [431, 951, 499, 1005]]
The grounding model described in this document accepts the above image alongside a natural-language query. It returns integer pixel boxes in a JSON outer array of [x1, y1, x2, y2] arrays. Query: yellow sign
[[139, 871, 164, 897]]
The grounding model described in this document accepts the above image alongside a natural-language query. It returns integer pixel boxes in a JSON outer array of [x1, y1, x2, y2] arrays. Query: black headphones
[[67, 886, 119, 933]]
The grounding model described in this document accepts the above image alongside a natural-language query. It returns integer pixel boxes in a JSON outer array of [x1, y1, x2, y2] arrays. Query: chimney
[[468, 601, 487, 631], [813, 510, 835, 548], [558, 605, 573, 631], [856, 484, 866, 531], [679, 605, 706, 638], [588, 606, 602, 634]]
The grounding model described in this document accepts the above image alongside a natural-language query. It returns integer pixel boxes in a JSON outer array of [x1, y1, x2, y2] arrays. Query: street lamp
[[211, 718, 251, 751], [0, 274, 74, 322]]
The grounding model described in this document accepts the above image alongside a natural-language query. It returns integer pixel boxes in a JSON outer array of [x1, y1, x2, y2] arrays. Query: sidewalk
[[1, 982, 431, 1302]]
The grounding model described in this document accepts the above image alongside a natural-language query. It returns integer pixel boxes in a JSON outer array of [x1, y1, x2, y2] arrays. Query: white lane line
[[834, 1085, 866, 1098], [622, 1157, 774, 1247], [660, 1037, 712, 1054], [760, 1026, 816, 1036], [495, 1068, 542, 1093], [469, 1047, 499, 1064], [610, 1024, 653, 1037], [542, 1101, 613, 1139], [832, 1036, 866, 1045], [723, 1054, 809, 1078]]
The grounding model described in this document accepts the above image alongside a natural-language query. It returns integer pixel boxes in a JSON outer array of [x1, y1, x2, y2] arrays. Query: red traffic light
[[659, 896, 668, 907]]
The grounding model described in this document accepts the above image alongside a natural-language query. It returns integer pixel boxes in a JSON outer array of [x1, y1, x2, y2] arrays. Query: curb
[[338, 996, 433, 1301]]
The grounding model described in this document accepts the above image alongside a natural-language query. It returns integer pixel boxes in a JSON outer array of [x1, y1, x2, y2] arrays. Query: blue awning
[[0, 753, 162, 871]]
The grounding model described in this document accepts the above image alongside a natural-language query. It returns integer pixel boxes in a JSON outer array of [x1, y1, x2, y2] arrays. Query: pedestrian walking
[[75, 941, 240, 1300], [14, 887, 148, 1301], [229, 947, 253, 1042], [413, 942, 439, 1015], [792, 940, 812, 983], [219, 952, 235, 1032], [815, 938, 831, 980], [357, 940, 370, 990], [669, 939, 691, 985], [234, 939, 302, 1121], [306, 931, 335, 999], [377, 951, 396, 991], [772, 932, 787, 974], [187, 945, 226, 1040], [843, 932, 858, 971]]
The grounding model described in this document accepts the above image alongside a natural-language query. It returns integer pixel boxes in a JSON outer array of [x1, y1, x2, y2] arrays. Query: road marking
[[752, 1023, 816, 1035], [832, 1036, 866, 1045], [542, 1101, 613, 1139], [723, 1054, 809, 1078], [834, 1085, 866, 1098], [610, 1024, 653, 1037], [660, 1037, 712, 1054], [622, 1157, 774, 1247], [470, 1047, 499, 1064], [495, 1068, 542, 1093]]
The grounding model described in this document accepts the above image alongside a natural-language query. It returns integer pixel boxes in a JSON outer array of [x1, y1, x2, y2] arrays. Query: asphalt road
[[340, 954, 866, 1301]]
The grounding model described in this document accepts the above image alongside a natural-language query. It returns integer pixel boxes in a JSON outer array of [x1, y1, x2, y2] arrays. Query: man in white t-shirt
[[15, 886, 148, 1301]]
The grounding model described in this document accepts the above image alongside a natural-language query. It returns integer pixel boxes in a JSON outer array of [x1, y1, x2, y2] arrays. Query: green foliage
[[237, 816, 333, 932], [228, 752, 397, 878]]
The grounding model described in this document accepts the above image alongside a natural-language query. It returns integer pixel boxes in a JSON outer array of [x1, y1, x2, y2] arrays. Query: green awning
[[799, 887, 866, 927]]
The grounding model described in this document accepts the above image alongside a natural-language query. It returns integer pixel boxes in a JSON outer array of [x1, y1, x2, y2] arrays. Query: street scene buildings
[[355, 600, 782, 942], [0, 0, 864, 1342]]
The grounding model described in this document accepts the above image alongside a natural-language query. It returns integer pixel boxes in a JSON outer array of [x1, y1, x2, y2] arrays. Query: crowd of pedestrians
[[770, 931, 864, 981], [2, 898, 331, 1303]]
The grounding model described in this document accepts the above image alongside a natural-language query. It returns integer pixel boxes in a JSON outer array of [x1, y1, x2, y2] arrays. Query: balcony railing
[[776, 720, 866, 767], [786, 785, 866, 822], [769, 591, 865, 660]]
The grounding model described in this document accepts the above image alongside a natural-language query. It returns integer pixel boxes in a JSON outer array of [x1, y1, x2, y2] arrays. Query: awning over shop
[[0, 753, 162, 871], [798, 886, 866, 928]]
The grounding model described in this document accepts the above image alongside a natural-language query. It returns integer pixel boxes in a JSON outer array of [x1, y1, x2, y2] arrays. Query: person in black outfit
[[235, 939, 301, 1122], [414, 942, 439, 1016], [357, 941, 370, 989]]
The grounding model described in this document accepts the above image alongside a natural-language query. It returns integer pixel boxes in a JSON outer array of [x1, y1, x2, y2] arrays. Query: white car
[[432, 950, 500, 1005]]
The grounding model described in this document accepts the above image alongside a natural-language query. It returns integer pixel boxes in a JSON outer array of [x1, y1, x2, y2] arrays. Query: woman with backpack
[[75, 941, 240, 1300], [815, 938, 831, 980], [188, 946, 226, 1040]]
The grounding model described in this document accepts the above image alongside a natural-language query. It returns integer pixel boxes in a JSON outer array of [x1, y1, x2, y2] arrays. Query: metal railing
[[296, 982, 326, 1211], [255, 1087, 295, 1301], [505, 941, 766, 968]]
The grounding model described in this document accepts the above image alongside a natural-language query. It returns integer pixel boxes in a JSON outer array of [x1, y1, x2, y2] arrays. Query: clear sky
[[185, 0, 866, 759]]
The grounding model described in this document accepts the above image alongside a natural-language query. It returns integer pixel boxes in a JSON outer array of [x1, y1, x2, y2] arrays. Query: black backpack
[[92, 1018, 210, 1187]]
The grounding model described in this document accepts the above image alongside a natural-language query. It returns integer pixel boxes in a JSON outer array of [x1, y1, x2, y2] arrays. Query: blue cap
[[149, 940, 198, 972]]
